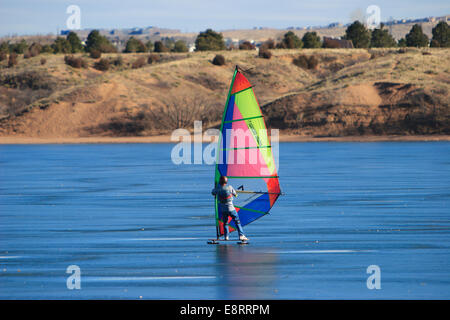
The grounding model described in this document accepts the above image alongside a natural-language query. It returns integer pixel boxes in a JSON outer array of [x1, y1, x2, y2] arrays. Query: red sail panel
[[231, 71, 252, 94]]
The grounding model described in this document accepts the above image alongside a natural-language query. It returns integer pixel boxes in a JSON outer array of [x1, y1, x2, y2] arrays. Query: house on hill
[[322, 37, 354, 48]]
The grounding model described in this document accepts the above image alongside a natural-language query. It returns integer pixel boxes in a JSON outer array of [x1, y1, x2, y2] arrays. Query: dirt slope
[[0, 48, 449, 140]]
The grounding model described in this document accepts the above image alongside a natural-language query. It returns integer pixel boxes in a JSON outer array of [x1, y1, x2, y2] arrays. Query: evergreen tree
[[431, 21, 449, 47], [0, 42, 9, 54], [85, 30, 116, 53], [370, 23, 396, 47], [281, 31, 303, 49], [11, 39, 28, 54], [85, 30, 102, 52], [145, 40, 154, 52], [195, 29, 226, 51], [398, 38, 407, 47], [41, 44, 53, 53], [173, 40, 188, 52], [405, 24, 429, 47], [67, 31, 83, 53], [302, 32, 321, 48], [124, 37, 147, 53], [153, 41, 169, 52], [52, 37, 72, 53], [344, 21, 371, 48]]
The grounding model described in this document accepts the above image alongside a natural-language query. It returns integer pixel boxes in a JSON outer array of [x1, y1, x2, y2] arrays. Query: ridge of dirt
[[0, 48, 449, 140]]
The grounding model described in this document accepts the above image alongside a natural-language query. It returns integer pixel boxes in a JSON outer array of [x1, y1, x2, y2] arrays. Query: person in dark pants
[[212, 176, 248, 241]]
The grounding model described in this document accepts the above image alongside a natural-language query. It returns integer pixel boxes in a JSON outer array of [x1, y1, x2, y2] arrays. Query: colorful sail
[[214, 66, 281, 237]]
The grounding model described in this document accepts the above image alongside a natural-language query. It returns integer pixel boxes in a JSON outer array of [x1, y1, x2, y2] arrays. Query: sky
[[0, 0, 449, 36]]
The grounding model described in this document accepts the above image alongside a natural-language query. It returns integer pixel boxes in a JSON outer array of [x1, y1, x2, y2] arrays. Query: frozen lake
[[0, 142, 449, 299]]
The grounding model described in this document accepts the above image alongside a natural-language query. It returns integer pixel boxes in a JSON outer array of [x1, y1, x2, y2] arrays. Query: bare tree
[[145, 93, 222, 130]]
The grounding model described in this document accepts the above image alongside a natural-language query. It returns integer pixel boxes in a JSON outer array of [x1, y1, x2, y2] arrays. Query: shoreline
[[0, 134, 449, 144]]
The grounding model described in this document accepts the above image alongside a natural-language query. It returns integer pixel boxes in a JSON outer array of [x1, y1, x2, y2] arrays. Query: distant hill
[[0, 47, 449, 141]]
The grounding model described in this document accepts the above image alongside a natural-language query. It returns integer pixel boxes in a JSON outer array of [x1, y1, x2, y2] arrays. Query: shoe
[[239, 235, 248, 241], [225, 236, 229, 240]]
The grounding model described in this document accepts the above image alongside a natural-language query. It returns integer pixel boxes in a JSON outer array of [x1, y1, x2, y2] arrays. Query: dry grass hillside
[[0, 48, 449, 141]]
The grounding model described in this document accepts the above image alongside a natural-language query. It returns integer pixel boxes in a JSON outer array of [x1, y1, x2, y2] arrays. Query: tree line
[[195, 21, 449, 51], [0, 30, 190, 56], [342, 21, 449, 48], [0, 21, 448, 59]]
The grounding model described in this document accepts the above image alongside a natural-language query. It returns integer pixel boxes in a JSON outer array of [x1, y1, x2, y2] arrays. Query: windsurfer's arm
[[230, 186, 237, 197]]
